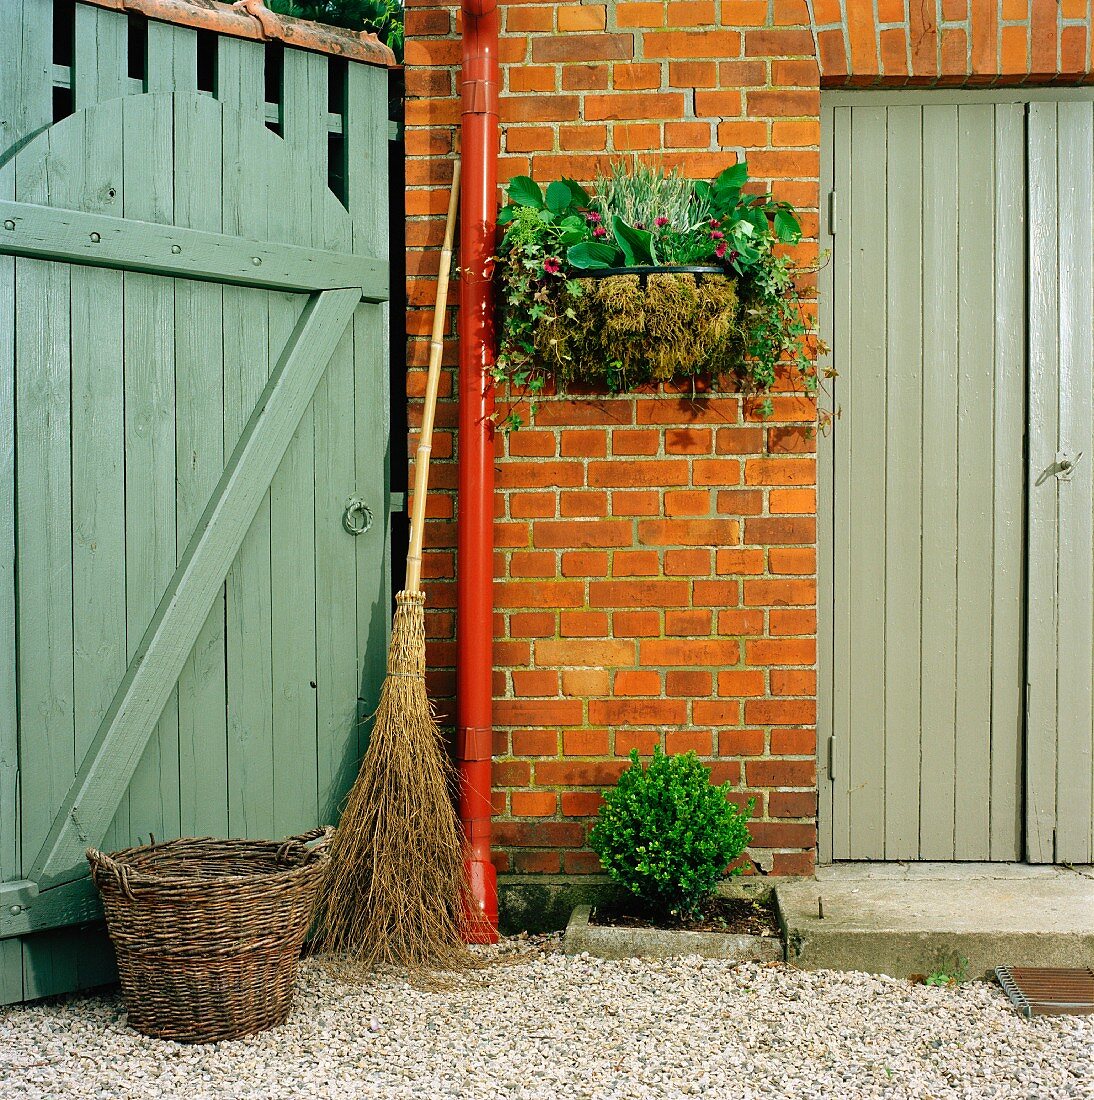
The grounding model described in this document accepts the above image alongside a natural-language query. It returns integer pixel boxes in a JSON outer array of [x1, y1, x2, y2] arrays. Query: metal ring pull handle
[[342, 497, 373, 535]]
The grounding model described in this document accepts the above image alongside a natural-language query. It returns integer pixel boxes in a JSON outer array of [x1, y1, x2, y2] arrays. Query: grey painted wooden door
[[821, 91, 1094, 863], [0, 77, 390, 1002], [821, 95, 1038, 862]]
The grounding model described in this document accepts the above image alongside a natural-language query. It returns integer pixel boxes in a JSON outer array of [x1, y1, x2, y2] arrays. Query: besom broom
[[318, 152, 470, 969]]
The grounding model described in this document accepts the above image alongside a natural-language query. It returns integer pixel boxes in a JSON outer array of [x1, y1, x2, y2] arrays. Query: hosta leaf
[[507, 175, 543, 208]]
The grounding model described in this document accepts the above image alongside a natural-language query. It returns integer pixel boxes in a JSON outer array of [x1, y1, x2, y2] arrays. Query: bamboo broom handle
[[405, 153, 461, 596]]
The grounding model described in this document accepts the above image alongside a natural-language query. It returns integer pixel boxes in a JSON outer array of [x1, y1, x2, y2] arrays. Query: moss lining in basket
[[493, 160, 819, 429], [536, 267, 739, 390]]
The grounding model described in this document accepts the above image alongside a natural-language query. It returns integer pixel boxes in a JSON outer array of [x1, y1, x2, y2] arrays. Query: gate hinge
[[827, 190, 837, 237], [826, 735, 835, 780]]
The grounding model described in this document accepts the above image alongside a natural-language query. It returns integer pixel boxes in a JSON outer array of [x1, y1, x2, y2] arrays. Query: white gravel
[[1, 936, 1090, 1100]]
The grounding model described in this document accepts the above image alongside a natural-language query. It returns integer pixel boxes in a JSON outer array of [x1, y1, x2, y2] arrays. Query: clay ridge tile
[[82, 0, 397, 68]]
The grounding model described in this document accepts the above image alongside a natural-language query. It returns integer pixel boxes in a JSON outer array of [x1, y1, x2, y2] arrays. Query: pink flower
[[585, 211, 601, 224], [543, 256, 561, 275], [593, 225, 608, 238], [710, 230, 724, 240], [729, 249, 740, 262], [654, 216, 669, 227], [709, 218, 720, 227], [715, 242, 727, 258]]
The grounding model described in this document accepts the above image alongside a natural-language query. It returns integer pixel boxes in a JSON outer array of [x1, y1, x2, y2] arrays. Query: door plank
[[221, 97, 276, 840], [882, 104, 924, 859], [1053, 101, 1094, 863], [347, 63, 393, 760], [846, 105, 887, 860], [0, 0, 52, 1004], [120, 91, 180, 848], [1026, 102, 1060, 863], [73, 5, 128, 110], [988, 104, 1026, 861], [145, 20, 198, 93], [15, 107, 80, 996], [918, 104, 961, 860], [47, 101, 130, 857], [173, 96, 229, 838], [954, 104, 996, 860], [30, 288, 360, 887], [268, 49, 325, 836], [828, 105, 852, 859]]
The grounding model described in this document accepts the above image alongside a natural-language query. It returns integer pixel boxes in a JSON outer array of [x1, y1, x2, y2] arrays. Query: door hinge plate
[[827, 735, 835, 780], [827, 191, 837, 236]]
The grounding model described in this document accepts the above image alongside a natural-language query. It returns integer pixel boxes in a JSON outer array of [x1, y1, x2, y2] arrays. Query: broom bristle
[[317, 590, 472, 971]]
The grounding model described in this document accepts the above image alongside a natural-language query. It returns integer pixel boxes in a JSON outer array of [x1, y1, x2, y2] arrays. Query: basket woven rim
[[88, 832, 331, 892]]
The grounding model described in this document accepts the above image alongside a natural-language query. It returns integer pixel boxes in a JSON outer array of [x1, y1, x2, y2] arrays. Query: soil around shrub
[[591, 894, 780, 937]]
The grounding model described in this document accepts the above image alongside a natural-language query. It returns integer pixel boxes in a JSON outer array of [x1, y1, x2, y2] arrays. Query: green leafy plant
[[268, 0, 404, 58], [589, 748, 753, 920], [923, 952, 969, 987], [493, 159, 818, 429]]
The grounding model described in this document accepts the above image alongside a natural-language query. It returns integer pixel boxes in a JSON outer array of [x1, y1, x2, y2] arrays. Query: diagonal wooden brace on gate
[[24, 286, 360, 894]]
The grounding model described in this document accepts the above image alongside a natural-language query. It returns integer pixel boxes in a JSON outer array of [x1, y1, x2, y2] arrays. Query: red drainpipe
[[456, 0, 500, 943]]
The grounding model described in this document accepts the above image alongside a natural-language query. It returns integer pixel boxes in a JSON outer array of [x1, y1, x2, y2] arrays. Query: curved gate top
[[1, 2, 393, 1004]]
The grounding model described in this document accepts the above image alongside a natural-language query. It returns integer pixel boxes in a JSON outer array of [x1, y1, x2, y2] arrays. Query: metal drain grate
[[996, 967, 1094, 1017]]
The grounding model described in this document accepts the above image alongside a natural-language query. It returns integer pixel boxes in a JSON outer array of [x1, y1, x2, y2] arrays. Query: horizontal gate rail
[[25, 287, 360, 897], [0, 201, 388, 301]]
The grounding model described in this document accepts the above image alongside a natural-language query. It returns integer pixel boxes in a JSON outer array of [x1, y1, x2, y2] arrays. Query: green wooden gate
[[0, 3, 392, 1003]]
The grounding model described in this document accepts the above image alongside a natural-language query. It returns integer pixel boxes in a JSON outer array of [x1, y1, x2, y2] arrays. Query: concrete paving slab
[[776, 865, 1094, 979]]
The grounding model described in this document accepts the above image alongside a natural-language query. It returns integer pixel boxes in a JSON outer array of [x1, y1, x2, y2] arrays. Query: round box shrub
[[590, 748, 753, 920]]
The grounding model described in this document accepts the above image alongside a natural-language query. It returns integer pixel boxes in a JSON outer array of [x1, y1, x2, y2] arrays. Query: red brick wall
[[403, 0, 1092, 885]]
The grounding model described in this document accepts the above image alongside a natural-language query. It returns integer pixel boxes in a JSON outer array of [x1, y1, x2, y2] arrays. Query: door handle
[[1055, 450, 1084, 481], [342, 497, 373, 535]]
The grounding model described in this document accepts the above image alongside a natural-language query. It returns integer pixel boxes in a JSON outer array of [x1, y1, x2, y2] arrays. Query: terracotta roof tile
[[82, 0, 397, 68]]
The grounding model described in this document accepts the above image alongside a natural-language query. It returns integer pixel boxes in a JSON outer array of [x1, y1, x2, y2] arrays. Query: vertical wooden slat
[[1026, 101, 1060, 863], [218, 39, 275, 838], [15, 133, 77, 996], [1053, 101, 1094, 863], [988, 104, 1027, 862], [73, 5, 128, 109], [268, 49, 324, 835], [145, 20, 197, 92], [882, 104, 923, 859], [828, 104, 852, 859], [845, 105, 887, 860], [347, 62, 392, 764], [174, 90, 229, 837], [315, 58, 363, 821], [918, 104, 961, 860], [953, 103, 996, 860], [120, 92, 180, 845], [58, 102, 127, 869], [0, 0, 52, 1004]]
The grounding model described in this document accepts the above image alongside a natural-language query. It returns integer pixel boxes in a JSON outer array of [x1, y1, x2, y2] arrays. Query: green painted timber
[[0, 199, 388, 299], [1, 3, 392, 1002]]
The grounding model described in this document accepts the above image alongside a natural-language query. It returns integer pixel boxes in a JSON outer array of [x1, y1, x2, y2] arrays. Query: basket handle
[[276, 826, 334, 863], [86, 847, 137, 901]]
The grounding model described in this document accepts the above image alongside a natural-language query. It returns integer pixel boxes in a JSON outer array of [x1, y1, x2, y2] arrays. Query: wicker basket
[[87, 827, 333, 1043]]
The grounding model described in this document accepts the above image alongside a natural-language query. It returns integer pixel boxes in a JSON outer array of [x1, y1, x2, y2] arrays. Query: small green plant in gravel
[[923, 952, 969, 987], [590, 747, 753, 920]]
